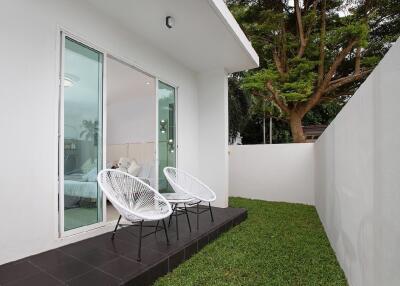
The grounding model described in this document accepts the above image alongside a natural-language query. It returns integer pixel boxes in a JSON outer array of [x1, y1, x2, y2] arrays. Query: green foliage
[[327, 21, 369, 47], [229, 75, 252, 140], [227, 0, 400, 143], [242, 58, 319, 103], [303, 100, 344, 125], [155, 197, 347, 286]]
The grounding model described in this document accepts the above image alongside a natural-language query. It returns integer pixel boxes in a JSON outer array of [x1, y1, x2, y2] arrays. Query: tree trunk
[[289, 113, 306, 143]]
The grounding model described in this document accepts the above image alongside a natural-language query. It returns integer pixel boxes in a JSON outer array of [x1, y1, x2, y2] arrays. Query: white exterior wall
[[314, 40, 400, 286], [197, 70, 229, 207], [229, 144, 314, 205], [0, 0, 202, 265]]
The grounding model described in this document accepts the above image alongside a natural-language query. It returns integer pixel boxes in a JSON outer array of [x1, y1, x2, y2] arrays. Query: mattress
[[64, 180, 98, 199]]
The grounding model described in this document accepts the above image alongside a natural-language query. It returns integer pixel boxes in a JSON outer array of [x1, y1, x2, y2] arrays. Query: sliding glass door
[[158, 81, 176, 192], [60, 36, 104, 232]]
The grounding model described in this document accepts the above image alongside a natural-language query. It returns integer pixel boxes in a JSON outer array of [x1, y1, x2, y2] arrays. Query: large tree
[[230, 0, 377, 142]]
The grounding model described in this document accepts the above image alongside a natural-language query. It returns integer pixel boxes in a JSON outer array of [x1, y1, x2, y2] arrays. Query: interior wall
[[106, 57, 156, 146], [229, 144, 314, 205], [314, 39, 400, 286], [107, 97, 155, 144], [197, 70, 229, 208], [0, 0, 199, 265]]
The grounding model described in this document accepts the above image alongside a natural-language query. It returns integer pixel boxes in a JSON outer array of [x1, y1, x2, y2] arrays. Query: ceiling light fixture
[[64, 73, 80, 88], [64, 77, 74, 87], [166, 16, 175, 29]]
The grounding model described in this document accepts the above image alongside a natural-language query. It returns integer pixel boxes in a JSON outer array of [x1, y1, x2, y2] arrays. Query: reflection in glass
[[158, 82, 176, 192], [63, 37, 103, 231]]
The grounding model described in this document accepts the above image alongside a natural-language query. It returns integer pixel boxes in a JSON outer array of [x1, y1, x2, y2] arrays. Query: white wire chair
[[97, 169, 172, 261], [163, 167, 216, 230]]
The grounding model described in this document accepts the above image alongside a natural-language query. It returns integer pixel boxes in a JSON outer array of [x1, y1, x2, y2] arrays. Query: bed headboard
[[107, 142, 155, 166]]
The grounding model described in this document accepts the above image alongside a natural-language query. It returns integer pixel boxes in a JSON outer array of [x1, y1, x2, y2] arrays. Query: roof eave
[[208, 0, 260, 72]]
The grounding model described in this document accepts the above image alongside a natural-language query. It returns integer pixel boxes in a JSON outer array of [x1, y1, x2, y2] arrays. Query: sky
[[287, 0, 353, 17]]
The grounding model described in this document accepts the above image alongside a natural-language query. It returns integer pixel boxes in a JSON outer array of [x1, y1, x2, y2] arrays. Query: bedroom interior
[[105, 56, 157, 222], [63, 49, 158, 229]]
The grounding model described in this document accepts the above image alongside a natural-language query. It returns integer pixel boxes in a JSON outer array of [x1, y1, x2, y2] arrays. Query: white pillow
[[82, 168, 97, 182], [127, 160, 141, 176]]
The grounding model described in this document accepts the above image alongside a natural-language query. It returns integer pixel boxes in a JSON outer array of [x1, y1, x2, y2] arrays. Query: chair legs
[[168, 202, 215, 232], [209, 202, 214, 222], [193, 202, 214, 230], [136, 219, 170, 261], [111, 215, 122, 240], [196, 203, 200, 230], [168, 204, 177, 227], [110, 216, 169, 262], [184, 203, 192, 232], [137, 220, 143, 262], [175, 204, 179, 240], [168, 203, 192, 240], [162, 219, 170, 245]]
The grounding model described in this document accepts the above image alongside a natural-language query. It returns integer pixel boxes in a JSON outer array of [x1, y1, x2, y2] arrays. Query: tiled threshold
[[0, 207, 247, 286]]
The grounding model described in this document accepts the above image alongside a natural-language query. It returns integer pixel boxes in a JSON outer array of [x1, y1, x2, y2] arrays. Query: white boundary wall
[[229, 39, 400, 286], [314, 39, 400, 286], [229, 144, 314, 205]]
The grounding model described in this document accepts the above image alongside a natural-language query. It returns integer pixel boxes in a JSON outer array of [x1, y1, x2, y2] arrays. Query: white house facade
[[0, 0, 258, 265]]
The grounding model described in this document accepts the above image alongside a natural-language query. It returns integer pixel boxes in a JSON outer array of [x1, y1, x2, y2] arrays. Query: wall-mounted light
[[166, 16, 175, 29], [160, 119, 167, 134]]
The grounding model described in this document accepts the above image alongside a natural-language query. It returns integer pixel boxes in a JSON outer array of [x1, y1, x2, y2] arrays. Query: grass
[[155, 197, 347, 286]]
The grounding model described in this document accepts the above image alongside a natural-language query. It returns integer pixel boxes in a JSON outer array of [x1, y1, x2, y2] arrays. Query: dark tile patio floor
[[0, 207, 247, 286]]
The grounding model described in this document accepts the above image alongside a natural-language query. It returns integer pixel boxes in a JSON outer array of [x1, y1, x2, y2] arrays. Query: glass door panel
[[158, 81, 176, 192], [62, 37, 103, 231]]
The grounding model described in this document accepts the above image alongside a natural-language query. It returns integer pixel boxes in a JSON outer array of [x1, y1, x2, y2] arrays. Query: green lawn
[[155, 197, 347, 286]]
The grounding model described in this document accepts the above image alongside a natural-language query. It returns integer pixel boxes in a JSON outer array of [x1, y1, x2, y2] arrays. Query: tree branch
[[266, 80, 290, 114], [305, 0, 318, 41], [280, 19, 288, 72], [355, 46, 361, 74], [321, 39, 359, 88], [318, 0, 326, 86], [303, 39, 359, 114], [294, 0, 306, 57], [273, 50, 286, 78], [324, 69, 372, 94]]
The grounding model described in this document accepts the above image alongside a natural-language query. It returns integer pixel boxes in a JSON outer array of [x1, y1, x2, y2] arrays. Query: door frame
[[58, 28, 179, 238], [58, 31, 107, 237], [156, 80, 179, 192]]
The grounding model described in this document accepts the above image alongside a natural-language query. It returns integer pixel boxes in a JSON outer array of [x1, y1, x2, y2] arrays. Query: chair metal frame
[[98, 169, 172, 261], [163, 167, 216, 230]]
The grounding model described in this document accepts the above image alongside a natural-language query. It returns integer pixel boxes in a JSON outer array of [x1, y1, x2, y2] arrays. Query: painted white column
[[197, 70, 229, 207]]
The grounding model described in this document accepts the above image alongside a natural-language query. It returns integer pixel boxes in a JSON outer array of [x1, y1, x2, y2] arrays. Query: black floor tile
[[44, 259, 92, 282], [0, 207, 247, 286], [122, 246, 168, 266], [60, 240, 103, 257], [67, 269, 120, 286], [120, 258, 169, 286], [92, 236, 138, 256], [4, 272, 62, 286], [184, 241, 198, 260], [144, 259, 169, 285], [99, 257, 145, 281], [29, 250, 77, 270], [197, 234, 209, 250], [168, 249, 185, 271], [67, 248, 118, 267], [0, 261, 40, 285]]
